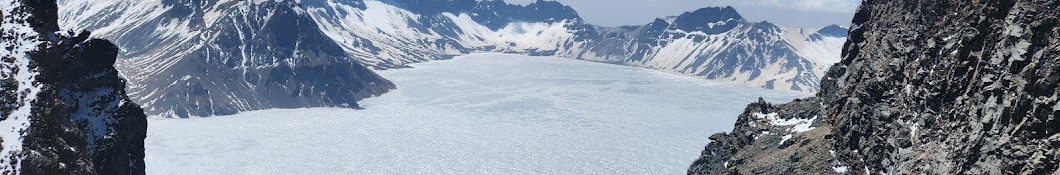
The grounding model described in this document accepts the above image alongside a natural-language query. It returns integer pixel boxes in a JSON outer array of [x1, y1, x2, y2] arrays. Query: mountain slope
[[1, 0, 146, 174], [58, 0, 844, 117], [688, 0, 1060, 174], [59, 0, 396, 117]]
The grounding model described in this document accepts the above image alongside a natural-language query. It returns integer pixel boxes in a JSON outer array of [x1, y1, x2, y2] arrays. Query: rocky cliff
[[689, 0, 1060, 174], [1, 0, 146, 174]]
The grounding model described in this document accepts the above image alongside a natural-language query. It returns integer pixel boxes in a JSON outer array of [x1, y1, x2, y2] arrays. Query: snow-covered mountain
[[303, 1, 848, 92], [1, 0, 146, 173], [58, 0, 845, 117], [59, 0, 396, 117]]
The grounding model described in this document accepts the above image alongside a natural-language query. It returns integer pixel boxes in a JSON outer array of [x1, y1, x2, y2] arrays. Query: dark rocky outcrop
[[2, 0, 146, 174], [689, 0, 1060, 174]]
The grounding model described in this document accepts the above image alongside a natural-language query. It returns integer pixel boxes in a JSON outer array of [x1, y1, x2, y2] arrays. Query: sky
[[503, 0, 861, 28]]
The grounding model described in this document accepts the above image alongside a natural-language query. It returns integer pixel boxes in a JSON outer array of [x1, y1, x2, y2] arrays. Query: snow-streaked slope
[[146, 54, 806, 174], [304, 1, 844, 92], [784, 27, 847, 66], [783, 25, 848, 80], [784, 25, 847, 66], [306, 0, 461, 68], [59, 0, 395, 118]]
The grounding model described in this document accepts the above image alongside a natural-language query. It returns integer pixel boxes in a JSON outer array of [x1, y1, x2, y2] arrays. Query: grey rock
[[689, 0, 1060, 174]]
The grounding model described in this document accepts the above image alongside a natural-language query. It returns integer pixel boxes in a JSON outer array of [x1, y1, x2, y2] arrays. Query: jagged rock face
[[60, 0, 396, 117], [689, 0, 1060, 174], [830, 0, 1060, 174], [1, 0, 146, 174]]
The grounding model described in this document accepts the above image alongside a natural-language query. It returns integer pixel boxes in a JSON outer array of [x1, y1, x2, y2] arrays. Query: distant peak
[[669, 6, 746, 34], [821, 24, 848, 30], [815, 24, 849, 37], [520, 0, 581, 20], [524, 0, 573, 10], [684, 6, 745, 22]]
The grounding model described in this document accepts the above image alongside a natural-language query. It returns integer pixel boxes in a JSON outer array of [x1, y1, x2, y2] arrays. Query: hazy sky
[[503, 0, 861, 28]]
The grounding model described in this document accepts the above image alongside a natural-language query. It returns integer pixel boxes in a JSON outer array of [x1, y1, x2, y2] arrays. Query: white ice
[[145, 53, 806, 174]]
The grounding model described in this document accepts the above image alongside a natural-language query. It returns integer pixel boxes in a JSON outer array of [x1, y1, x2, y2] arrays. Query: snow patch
[[833, 165, 850, 173], [909, 123, 918, 138], [707, 18, 734, 29], [753, 113, 817, 144], [779, 134, 793, 145], [753, 113, 817, 133], [829, 150, 849, 173]]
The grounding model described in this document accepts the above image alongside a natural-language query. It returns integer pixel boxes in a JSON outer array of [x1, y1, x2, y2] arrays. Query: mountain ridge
[[59, 0, 845, 117]]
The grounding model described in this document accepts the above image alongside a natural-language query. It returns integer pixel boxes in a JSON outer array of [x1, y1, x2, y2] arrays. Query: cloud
[[722, 0, 862, 13]]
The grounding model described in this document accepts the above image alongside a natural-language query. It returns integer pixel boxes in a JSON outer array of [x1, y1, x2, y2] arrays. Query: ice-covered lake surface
[[146, 53, 807, 174]]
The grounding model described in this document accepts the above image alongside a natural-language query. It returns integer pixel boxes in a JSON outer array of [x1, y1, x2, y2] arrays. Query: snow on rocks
[[750, 112, 818, 144], [0, 0, 46, 172]]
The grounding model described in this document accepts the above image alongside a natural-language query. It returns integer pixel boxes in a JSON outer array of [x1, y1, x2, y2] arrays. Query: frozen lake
[[145, 53, 806, 174]]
